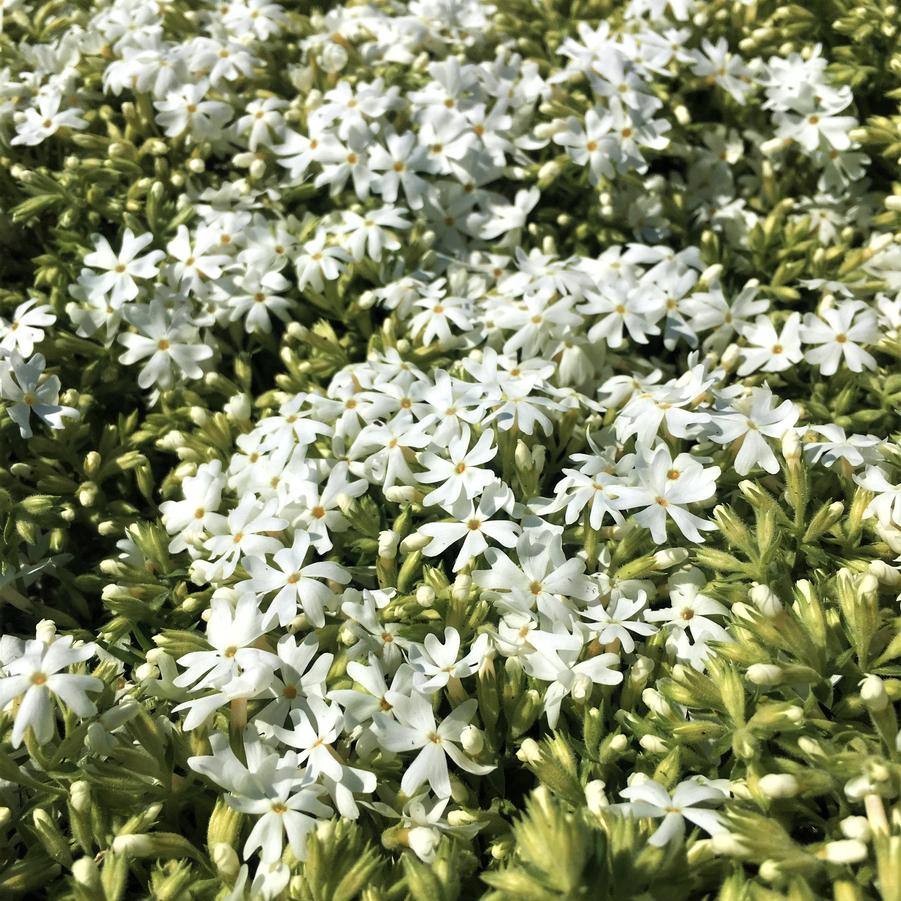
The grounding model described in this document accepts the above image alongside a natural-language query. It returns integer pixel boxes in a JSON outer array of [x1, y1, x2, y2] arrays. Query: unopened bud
[[859, 675, 889, 712], [415, 585, 436, 607], [654, 548, 689, 569], [749, 583, 782, 617], [758, 773, 799, 799], [516, 738, 542, 765], [819, 840, 868, 864], [585, 779, 609, 814], [401, 532, 431, 553], [377, 530, 399, 560], [747, 663, 783, 686], [460, 725, 485, 755]]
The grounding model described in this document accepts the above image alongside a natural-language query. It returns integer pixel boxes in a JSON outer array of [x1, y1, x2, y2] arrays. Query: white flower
[[0, 633, 101, 748], [80, 230, 165, 306], [579, 590, 657, 654], [618, 777, 728, 846], [801, 301, 880, 375], [521, 627, 623, 728], [373, 695, 494, 798], [645, 567, 730, 643], [855, 466, 901, 528], [189, 731, 330, 863], [11, 94, 86, 146], [407, 627, 490, 692], [615, 445, 720, 544], [417, 426, 498, 508], [418, 481, 520, 571], [118, 300, 213, 390], [708, 388, 800, 475], [0, 298, 55, 357], [242, 531, 350, 628], [0, 351, 79, 439], [736, 313, 803, 375]]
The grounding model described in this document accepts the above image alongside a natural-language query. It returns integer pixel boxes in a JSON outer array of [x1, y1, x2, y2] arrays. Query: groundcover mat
[[1, 0, 901, 898]]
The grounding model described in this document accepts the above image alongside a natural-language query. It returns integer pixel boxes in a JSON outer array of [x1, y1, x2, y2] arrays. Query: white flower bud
[[320, 42, 348, 73], [781, 428, 802, 462], [400, 532, 431, 553], [451, 574, 471, 601], [711, 832, 746, 856], [720, 343, 741, 369], [516, 738, 542, 765], [384, 485, 420, 504], [112, 834, 155, 855], [749, 583, 782, 617], [35, 619, 57, 645], [653, 548, 689, 569], [798, 736, 822, 756], [819, 840, 867, 864], [609, 734, 628, 752], [407, 826, 440, 862], [758, 773, 799, 798], [211, 843, 240, 879], [639, 734, 668, 753], [674, 104, 691, 126], [378, 530, 399, 560], [840, 816, 871, 842], [859, 675, 889, 712], [885, 195, 901, 212], [224, 393, 251, 421], [249, 158, 267, 180], [415, 585, 436, 607], [585, 780, 609, 814], [630, 655, 654, 682], [571, 672, 592, 702], [858, 573, 879, 597], [642, 688, 670, 716], [71, 857, 102, 889], [747, 663, 783, 686], [70, 780, 91, 813], [460, 725, 485, 756], [758, 860, 783, 882], [537, 159, 563, 183], [761, 136, 791, 156], [514, 439, 533, 472]]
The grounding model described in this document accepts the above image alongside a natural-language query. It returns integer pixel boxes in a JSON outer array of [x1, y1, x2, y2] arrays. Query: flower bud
[[758, 859, 783, 882], [749, 583, 782, 617], [211, 842, 240, 880], [36, 619, 58, 645], [224, 393, 251, 421], [747, 663, 783, 686], [377, 530, 399, 560], [72, 856, 102, 890], [585, 780, 609, 814], [654, 548, 689, 569], [516, 738, 542, 765], [639, 734, 667, 753], [840, 816, 871, 842], [758, 773, 799, 798], [819, 840, 867, 864], [401, 532, 431, 553], [859, 675, 889, 712], [781, 428, 802, 462], [460, 725, 485, 756], [384, 485, 420, 504], [642, 688, 670, 716], [415, 585, 436, 607]]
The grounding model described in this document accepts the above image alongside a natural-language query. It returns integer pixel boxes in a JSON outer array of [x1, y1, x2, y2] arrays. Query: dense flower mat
[[1, 0, 900, 898]]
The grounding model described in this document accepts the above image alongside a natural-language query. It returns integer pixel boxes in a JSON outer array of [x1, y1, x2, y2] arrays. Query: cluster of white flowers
[[1, 0, 900, 896]]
